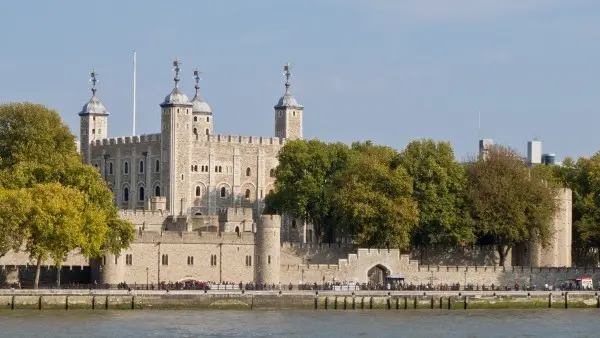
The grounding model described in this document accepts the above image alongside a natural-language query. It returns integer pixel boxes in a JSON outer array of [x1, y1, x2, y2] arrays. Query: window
[[268, 256, 271, 264], [235, 226, 240, 235], [155, 186, 160, 197], [139, 187, 145, 201], [161, 254, 169, 266], [291, 219, 297, 229], [155, 160, 160, 172], [246, 167, 251, 176], [93, 116, 96, 121], [218, 166, 222, 173], [205, 129, 209, 135], [270, 169, 275, 177], [191, 165, 194, 172], [194, 165, 198, 172], [124, 162, 129, 174], [139, 160, 144, 173], [194, 116, 197, 122], [92, 129, 95, 134], [109, 162, 113, 175], [210, 254, 217, 266], [187, 256, 194, 265], [123, 187, 129, 201], [220, 187, 226, 198], [268, 189, 274, 195], [195, 186, 201, 197], [193, 128, 197, 135], [214, 166, 218, 173], [245, 255, 252, 267], [245, 189, 250, 199], [207, 116, 210, 122], [125, 254, 132, 265]]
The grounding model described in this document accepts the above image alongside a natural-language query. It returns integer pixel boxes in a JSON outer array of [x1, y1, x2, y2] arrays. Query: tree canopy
[[465, 146, 558, 266], [0, 103, 134, 287]]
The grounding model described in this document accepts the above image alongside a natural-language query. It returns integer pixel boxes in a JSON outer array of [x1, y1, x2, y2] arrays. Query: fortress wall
[[0, 248, 88, 267], [408, 245, 505, 266], [197, 134, 286, 146], [280, 242, 356, 265], [119, 210, 169, 231], [118, 240, 255, 285]]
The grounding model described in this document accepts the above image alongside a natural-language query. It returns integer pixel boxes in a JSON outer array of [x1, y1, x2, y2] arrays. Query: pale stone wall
[[280, 243, 355, 265], [256, 215, 280, 284]]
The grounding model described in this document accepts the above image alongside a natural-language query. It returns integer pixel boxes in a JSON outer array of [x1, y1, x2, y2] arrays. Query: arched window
[[191, 165, 194, 172], [207, 116, 210, 122], [193, 128, 197, 135], [155, 160, 160, 172], [194, 165, 198, 172], [220, 187, 226, 198], [194, 116, 197, 122], [124, 162, 129, 174], [246, 168, 251, 176], [245, 189, 251, 199], [123, 187, 129, 201], [139, 160, 144, 173], [109, 162, 113, 175], [155, 186, 160, 197], [269, 169, 275, 177], [139, 186, 145, 201], [235, 226, 240, 235], [218, 166, 222, 173], [195, 186, 201, 197], [205, 129, 209, 135]]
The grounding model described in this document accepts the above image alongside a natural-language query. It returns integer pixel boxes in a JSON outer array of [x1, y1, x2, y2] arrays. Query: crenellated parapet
[[218, 207, 254, 222], [134, 230, 256, 245], [196, 134, 285, 146], [90, 133, 161, 147]]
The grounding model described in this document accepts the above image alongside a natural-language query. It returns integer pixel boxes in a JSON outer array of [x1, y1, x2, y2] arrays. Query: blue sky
[[1, 0, 600, 160]]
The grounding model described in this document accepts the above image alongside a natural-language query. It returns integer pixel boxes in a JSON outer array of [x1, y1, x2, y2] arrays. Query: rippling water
[[1, 309, 599, 337]]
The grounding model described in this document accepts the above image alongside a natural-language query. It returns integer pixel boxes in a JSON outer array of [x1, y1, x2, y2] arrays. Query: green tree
[[465, 145, 558, 266], [23, 183, 86, 288], [332, 142, 419, 248], [399, 139, 473, 255], [264, 139, 351, 242], [0, 103, 134, 282], [0, 188, 31, 258]]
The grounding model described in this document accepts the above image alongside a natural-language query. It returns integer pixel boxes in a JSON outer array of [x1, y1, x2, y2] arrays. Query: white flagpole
[[133, 50, 137, 136]]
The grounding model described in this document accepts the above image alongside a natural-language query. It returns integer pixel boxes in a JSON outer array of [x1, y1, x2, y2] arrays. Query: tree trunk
[[56, 266, 61, 288], [34, 256, 42, 289], [497, 245, 506, 267]]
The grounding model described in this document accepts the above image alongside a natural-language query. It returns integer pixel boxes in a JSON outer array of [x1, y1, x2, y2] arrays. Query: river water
[[0, 309, 598, 337]]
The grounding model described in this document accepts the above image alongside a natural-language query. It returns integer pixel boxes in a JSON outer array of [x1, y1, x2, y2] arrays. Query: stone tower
[[274, 63, 303, 140], [79, 69, 108, 164], [191, 68, 213, 138], [160, 58, 194, 215], [255, 214, 281, 285]]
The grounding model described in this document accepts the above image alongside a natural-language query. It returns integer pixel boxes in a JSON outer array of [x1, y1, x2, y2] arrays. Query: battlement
[[119, 209, 167, 217], [217, 207, 254, 222], [280, 242, 356, 250], [91, 133, 161, 147], [134, 230, 255, 244], [197, 134, 286, 146], [258, 214, 281, 228], [356, 248, 402, 257], [418, 265, 590, 273]]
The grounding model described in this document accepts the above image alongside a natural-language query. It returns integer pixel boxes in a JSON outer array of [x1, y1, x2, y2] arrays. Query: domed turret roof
[[274, 63, 302, 109], [160, 58, 192, 107], [79, 69, 109, 116], [191, 68, 212, 114]]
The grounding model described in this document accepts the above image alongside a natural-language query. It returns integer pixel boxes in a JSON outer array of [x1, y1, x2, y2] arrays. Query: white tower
[[274, 63, 303, 140], [159, 58, 193, 214]]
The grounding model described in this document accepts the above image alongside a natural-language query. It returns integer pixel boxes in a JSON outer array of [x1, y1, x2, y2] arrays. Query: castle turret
[[255, 214, 281, 285], [79, 69, 108, 164], [274, 63, 303, 140], [191, 68, 213, 137], [160, 58, 193, 214]]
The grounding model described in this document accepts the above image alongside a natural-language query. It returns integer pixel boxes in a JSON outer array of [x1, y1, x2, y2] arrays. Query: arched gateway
[[367, 264, 390, 285]]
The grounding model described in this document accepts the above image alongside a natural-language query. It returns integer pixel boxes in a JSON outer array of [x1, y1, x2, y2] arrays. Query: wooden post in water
[[447, 297, 452, 310], [65, 296, 69, 310], [38, 296, 42, 310], [439, 297, 443, 309], [413, 297, 417, 309], [92, 296, 96, 310], [548, 293, 552, 308], [325, 296, 328, 310], [564, 292, 568, 309], [463, 296, 468, 310], [131, 296, 135, 310], [404, 297, 408, 310], [430, 297, 434, 309]]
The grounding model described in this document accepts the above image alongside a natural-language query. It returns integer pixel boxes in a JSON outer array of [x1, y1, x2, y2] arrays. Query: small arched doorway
[[367, 265, 389, 286]]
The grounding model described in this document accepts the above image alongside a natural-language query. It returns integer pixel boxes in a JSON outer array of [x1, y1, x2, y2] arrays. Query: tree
[[0, 103, 134, 284], [399, 139, 473, 255], [22, 183, 86, 288], [0, 188, 31, 258], [264, 139, 351, 242], [332, 142, 419, 248], [465, 145, 558, 266]]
